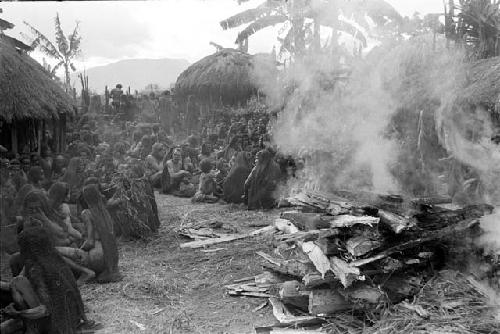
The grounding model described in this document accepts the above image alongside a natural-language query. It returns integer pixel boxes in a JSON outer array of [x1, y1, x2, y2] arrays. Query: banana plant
[[221, 0, 402, 56], [22, 13, 81, 92], [455, 0, 500, 58]]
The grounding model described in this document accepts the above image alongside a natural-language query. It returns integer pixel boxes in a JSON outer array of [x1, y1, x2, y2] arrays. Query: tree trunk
[[313, 17, 321, 52], [64, 63, 70, 93]]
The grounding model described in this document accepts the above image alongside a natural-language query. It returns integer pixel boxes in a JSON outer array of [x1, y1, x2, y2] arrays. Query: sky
[[1, 0, 444, 70]]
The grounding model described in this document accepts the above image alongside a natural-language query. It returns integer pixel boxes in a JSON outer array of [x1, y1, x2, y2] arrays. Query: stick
[[180, 226, 275, 249]]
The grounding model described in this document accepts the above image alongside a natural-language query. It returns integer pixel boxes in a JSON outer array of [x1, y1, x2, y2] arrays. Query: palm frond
[[220, 1, 281, 29], [70, 63, 76, 72], [51, 61, 64, 76], [235, 14, 287, 44], [54, 13, 69, 55], [23, 21, 61, 59], [68, 21, 82, 58]]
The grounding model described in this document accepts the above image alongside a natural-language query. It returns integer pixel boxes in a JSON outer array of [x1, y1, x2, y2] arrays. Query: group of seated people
[[0, 168, 121, 333], [0, 116, 301, 333]]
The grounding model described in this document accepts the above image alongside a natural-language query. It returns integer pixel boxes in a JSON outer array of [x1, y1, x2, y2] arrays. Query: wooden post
[[11, 123, 18, 154], [37, 120, 42, 155]]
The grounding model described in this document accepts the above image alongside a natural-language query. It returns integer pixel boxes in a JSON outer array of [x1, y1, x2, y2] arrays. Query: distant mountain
[[72, 58, 190, 94]]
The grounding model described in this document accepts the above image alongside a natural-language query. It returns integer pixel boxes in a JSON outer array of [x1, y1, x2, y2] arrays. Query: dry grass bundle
[[0, 38, 75, 122], [364, 270, 499, 334], [109, 174, 160, 239], [461, 56, 500, 105], [175, 48, 257, 105]]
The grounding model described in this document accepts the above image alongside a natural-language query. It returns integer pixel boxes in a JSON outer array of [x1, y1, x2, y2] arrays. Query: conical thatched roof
[[0, 37, 75, 122], [175, 48, 262, 105], [462, 56, 500, 105]]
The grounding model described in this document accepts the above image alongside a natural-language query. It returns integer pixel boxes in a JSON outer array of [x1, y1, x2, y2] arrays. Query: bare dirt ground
[[81, 193, 281, 334]]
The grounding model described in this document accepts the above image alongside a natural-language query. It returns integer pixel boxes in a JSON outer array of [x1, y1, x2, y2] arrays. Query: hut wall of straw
[[0, 38, 75, 153]]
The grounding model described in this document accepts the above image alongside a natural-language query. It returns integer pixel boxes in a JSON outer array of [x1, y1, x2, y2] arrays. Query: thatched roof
[[462, 56, 500, 105], [0, 38, 75, 122], [175, 48, 264, 105]]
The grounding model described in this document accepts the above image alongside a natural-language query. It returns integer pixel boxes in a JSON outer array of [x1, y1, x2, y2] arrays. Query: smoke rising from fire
[[252, 35, 500, 205]]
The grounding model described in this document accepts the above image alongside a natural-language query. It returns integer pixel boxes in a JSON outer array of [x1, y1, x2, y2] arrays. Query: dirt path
[[81, 193, 280, 334]]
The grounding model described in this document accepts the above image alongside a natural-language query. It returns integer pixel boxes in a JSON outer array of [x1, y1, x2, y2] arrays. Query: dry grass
[[80, 193, 280, 334]]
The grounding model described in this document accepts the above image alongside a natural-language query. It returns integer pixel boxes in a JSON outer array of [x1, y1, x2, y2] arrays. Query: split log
[[414, 204, 492, 230], [255, 271, 285, 284], [279, 280, 309, 311], [340, 286, 386, 305], [308, 289, 352, 315], [377, 209, 416, 234], [255, 327, 328, 334], [179, 225, 275, 249], [259, 253, 317, 279], [268, 297, 320, 325], [280, 212, 330, 231], [329, 257, 363, 288], [275, 229, 339, 244], [302, 273, 337, 288], [350, 218, 480, 267], [228, 291, 273, 298], [378, 274, 424, 303], [329, 215, 379, 228], [315, 237, 341, 256], [346, 236, 382, 257], [274, 219, 299, 234], [410, 195, 452, 206], [301, 241, 331, 278]]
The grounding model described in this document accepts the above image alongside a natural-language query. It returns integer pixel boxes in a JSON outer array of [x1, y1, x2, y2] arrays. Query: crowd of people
[[0, 102, 303, 333]]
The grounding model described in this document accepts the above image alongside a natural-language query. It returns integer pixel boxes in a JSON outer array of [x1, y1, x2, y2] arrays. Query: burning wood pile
[[226, 190, 498, 332]]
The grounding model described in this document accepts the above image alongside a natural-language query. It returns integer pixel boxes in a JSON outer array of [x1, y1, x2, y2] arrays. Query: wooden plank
[[275, 229, 339, 243], [329, 215, 379, 228], [179, 226, 274, 249], [377, 209, 415, 234]]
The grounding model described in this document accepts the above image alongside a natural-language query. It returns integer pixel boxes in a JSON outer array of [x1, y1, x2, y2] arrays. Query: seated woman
[[60, 157, 85, 204], [223, 152, 252, 204], [191, 159, 217, 203], [48, 182, 83, 242], [57, 184, 122, 284], [4, 227, 97, 334], [244, 149, 281, 210]]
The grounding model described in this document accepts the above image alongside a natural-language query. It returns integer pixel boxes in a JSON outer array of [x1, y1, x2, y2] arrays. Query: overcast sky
[[1, 0, 443, 69]]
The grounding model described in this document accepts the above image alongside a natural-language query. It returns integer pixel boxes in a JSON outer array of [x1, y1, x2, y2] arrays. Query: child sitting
[[191, 159, 218, 203]]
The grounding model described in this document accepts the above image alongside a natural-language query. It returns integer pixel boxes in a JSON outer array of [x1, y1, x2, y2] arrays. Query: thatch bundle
[[0, 38, 75, 122], [175, 48, 261, 105], [462, 56, 500, 105], [108, 175, 160, 240]]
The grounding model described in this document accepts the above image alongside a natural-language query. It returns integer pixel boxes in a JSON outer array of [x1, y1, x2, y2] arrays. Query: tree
[[221, 0, 402, 56], [455, 0, 500, 59], [23, 13, 81, 92]]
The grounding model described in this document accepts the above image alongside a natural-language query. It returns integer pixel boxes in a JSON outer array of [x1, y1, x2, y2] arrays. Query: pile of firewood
[[227, 190, 494, 328]]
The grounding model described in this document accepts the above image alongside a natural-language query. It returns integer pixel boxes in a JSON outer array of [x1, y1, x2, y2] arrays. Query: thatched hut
[[175, 48, 276, 132], [0, 34, 75, 154], [461, 56, 500, 107]]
